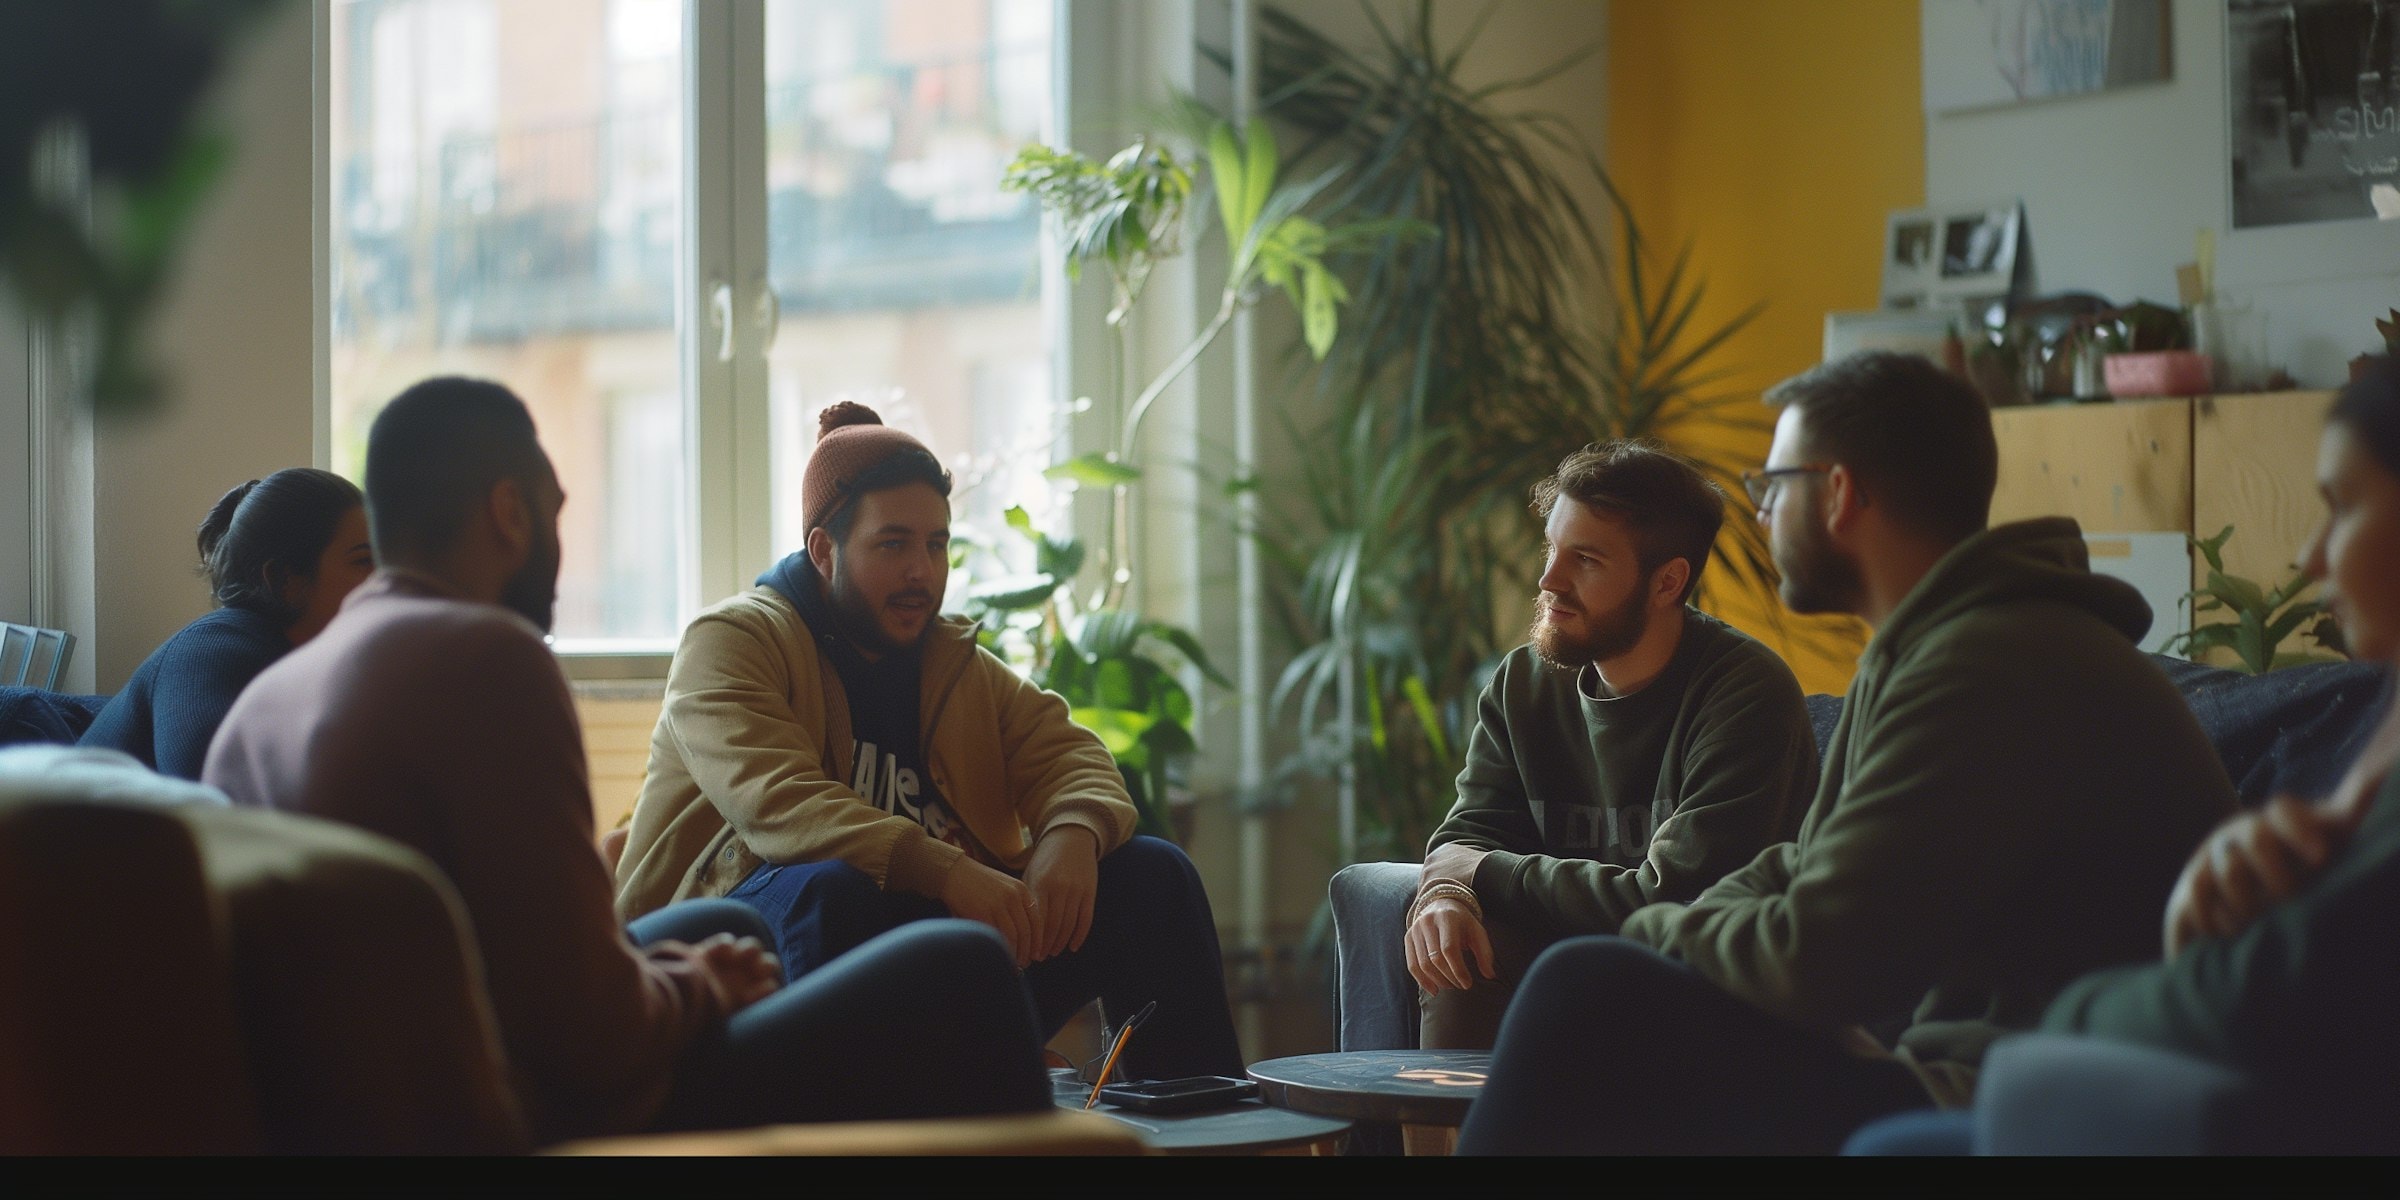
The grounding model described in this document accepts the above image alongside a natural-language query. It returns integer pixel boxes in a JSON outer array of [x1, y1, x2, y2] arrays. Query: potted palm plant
[[2, 0, 289, 415], [1228, 1, 1807, 867]]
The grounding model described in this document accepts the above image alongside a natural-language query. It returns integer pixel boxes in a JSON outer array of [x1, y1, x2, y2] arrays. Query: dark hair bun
[[198, 479, 262, 560], [818, 401, 883, 437]]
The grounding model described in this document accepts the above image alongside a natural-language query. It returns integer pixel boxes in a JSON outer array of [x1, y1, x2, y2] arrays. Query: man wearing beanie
[[614, 401, 1245, 1083]]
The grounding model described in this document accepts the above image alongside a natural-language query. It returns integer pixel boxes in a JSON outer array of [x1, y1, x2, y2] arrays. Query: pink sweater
[[204, 570, 724, 1142]]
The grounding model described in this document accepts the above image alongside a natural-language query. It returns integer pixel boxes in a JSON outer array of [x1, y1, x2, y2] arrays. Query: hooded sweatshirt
[[1619, 518, 2238, 1103]]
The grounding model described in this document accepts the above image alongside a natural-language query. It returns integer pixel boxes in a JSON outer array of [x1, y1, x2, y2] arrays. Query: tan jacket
[[613, 586, 1137, 922]]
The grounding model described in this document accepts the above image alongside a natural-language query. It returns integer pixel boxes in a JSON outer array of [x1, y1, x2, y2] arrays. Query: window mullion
[[726, 0, 773, 591], [683, 0, 748, 618]]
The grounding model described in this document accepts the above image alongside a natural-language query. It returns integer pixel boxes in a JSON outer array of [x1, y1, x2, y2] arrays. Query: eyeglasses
[[1741, 464, 1832, 512]]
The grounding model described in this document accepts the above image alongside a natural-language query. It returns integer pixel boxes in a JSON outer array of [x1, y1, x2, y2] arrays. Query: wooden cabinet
[[2192, 391, 2331, 592], [1990, 391, 2332, 663], [1990, 396, 2191, 534]]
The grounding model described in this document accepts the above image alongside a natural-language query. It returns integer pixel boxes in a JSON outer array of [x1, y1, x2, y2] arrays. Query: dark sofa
[[1805, 654, 2390, 807]]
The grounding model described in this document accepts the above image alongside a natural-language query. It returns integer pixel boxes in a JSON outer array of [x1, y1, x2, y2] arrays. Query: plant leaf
[[1043, 453, 1143, 487]]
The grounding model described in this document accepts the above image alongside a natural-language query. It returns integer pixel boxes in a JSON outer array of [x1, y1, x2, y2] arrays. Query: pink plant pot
[[2104, 350, 2213, 399]]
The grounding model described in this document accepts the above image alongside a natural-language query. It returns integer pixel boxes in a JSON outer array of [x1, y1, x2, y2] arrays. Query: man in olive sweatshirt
[[1457, 351, 2239, 1156], [1329, 441, 1818, 1054]]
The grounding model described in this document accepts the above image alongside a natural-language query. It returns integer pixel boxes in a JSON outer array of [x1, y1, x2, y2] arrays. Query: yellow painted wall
[[1607, 0, 1926, 695]]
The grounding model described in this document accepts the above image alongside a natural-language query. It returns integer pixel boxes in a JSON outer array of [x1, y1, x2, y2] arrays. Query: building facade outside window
[[327, 0, 1062, 654]]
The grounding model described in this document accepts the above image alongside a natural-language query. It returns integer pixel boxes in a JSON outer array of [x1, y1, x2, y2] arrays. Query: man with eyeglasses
[[1455, 350, 2238, 1156], [1328, 440, 1819, 1081]]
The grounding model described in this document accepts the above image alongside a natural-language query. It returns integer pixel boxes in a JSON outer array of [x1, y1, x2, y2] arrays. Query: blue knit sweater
[[79, 606, 289, 780]]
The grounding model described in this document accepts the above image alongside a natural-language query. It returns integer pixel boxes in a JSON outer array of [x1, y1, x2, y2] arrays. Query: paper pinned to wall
[[2085, 531, 2193, 657], [1923, 0, 2173, 114]]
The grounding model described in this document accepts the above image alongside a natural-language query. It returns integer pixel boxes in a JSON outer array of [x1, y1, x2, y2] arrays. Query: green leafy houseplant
[[957, 506, 1229, 842], [1000, 113, 1412, 609], [2159, 525, 2346, 674], [982, 114, 1403, 840], [1229, 2, 1793, 865]]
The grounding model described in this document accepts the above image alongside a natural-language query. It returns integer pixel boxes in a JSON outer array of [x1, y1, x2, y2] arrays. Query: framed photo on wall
[[1923, 0, 2173, 114], [2227, 0, 2400, 229]]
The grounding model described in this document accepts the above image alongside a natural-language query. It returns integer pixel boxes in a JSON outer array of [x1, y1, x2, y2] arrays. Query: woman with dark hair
[[79, 468, 373, 779], [1846, 356, 2400, 1155]]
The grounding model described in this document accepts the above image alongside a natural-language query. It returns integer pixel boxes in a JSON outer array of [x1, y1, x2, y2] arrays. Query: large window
[[327, 0, 1061, 654]]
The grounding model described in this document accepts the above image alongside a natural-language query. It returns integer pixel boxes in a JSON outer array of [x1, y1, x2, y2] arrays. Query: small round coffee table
[[1246, 1050, 1490, 1156], [1051, 1072, 1353, 1156]]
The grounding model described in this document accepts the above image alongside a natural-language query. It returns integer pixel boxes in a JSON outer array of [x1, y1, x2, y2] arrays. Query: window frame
[[313, 0, 1088, 681]]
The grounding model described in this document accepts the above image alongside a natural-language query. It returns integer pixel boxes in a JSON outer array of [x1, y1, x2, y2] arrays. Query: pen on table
[[1084, 1000, 1158, 1110]]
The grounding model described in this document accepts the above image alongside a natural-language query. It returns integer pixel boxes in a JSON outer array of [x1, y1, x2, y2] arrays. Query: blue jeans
[[625, 899, 1051, 1131], [727, 835, 1244, 1082], [1457, 936, 1928, 1155]]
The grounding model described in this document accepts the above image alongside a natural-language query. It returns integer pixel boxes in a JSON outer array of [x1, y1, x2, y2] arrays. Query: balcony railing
[[333, 42, 1045, 345]]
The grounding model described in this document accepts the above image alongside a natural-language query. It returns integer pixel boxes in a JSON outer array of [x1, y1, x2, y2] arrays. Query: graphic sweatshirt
[[1437, 609, 1819, 936]]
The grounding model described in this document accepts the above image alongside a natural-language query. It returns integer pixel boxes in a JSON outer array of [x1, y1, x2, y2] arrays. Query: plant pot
[[2104, 349, 2213, 399]]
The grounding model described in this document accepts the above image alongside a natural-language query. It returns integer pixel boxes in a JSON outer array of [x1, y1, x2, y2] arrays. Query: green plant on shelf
[[2158, 525, 2346, 674]]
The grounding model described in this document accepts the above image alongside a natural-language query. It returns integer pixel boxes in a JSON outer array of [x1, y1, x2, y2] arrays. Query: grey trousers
[[1328, 861, 1421, 1052]]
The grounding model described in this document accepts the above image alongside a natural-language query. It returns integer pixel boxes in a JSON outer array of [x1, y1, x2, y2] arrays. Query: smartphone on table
[[1096, 1075, 1260, 1114]]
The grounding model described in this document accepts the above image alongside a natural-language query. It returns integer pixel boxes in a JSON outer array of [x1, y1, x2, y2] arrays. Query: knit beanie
[[801, 401, 940, 534]]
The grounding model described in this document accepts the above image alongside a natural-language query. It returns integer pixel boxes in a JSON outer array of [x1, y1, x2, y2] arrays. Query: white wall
[[1927, 0, 2400, 388], [1, 290, 28, 628], [85, 2, 317, 690]]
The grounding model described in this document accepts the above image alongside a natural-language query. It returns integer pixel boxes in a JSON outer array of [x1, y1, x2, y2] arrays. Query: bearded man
[[1328, 440, 1820, 1060], [613, 401, 1242, 1084]]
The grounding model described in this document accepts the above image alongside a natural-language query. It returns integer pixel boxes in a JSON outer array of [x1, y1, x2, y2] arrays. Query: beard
[[827, 554, 937, 656], [501, 528, 560, 633], [1774, 512, 1866, 616], [1530, 580, 1651, 669]]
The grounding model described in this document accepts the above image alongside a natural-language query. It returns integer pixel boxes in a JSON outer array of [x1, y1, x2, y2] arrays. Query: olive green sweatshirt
[[1619, 519, 2238, 1103], [2041, 738, 2400, 1103], [1437, 609, 1818, 937]]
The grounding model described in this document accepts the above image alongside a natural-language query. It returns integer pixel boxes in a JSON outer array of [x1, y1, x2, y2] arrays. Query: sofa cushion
[[2146, 654, 2391, 805]]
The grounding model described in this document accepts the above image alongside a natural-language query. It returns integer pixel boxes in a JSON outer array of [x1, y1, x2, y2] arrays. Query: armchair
[[0, 747, 1146, 1156]]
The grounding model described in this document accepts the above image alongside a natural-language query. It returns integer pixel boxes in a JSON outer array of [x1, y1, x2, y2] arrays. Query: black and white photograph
[[2228, 0, 2400, 229], [1882, 207, 1940, 308], [1929, 200, 2023, 301]]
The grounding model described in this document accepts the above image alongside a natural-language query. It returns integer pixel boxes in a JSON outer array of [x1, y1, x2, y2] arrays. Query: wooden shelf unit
[[1989, 391, 2333, 662]]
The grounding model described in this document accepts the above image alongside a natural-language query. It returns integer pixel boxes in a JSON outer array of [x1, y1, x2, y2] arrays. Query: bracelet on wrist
[[1409, 879, 1483, 925]]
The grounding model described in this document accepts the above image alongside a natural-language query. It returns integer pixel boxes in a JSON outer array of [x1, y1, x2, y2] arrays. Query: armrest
[[1975, 1033, 2251, 1155], [545, 1107, 1151, 1156]]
